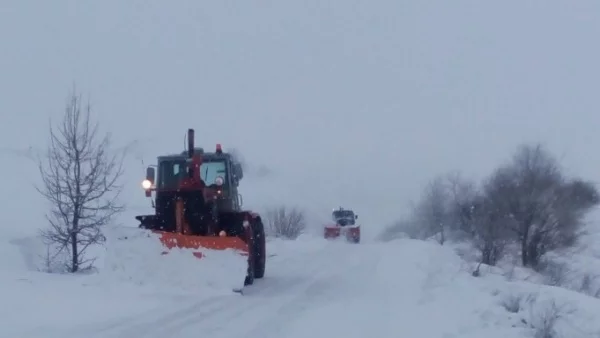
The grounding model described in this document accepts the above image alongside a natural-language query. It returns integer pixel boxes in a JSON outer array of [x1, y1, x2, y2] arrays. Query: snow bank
[[1, 226, 251, 337], [416, 239, 600, 338], [5, 225, 250, 295], [0, 271, 165, 338], [281, 238, 600, 338], [100, 226, 248, 295], [0, 230, 165, 338], [6, 230, 107, 275]]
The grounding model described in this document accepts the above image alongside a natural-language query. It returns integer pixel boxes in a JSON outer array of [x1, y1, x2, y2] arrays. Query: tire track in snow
[[233, 244, 381, 338], [112, 295, 233, 338], [61, 295, 226, 338], [64, 240, 337, 338], [145, 242, 376, 338], [65, 242, 402, 338], [138, 244, 343, 338]]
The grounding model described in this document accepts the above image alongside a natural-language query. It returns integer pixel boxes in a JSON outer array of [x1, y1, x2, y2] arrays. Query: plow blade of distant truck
[[324, 227, 341, 239], [324, 226, 360, 243], [155, 231, 249, 259]]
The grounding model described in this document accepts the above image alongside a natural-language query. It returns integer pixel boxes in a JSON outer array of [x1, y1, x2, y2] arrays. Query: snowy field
[[2, 225, 600, 338]]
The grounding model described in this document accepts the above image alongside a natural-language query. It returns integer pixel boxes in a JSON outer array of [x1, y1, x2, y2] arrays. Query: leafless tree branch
[[36, 88, 125, 273]]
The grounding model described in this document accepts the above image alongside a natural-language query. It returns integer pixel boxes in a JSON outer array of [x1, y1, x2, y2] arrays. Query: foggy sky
[[2, 1, 600, 238]]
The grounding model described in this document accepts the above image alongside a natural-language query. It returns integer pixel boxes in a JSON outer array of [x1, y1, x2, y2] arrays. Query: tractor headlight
[[215, 176, 224, 186], [142, 179, 152, 190]]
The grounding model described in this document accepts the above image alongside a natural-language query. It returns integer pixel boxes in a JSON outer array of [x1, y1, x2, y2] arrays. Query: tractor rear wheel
[[252, 218, 266, 279]]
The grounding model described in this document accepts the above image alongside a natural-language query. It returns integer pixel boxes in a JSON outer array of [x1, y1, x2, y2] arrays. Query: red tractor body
[[135, 129, 266, 286]]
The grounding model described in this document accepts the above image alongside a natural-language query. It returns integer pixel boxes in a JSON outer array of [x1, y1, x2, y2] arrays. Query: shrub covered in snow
[[263, 205, 307, 240]]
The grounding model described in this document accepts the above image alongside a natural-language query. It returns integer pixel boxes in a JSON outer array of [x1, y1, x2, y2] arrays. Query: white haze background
[[2, 1, 600, 240]]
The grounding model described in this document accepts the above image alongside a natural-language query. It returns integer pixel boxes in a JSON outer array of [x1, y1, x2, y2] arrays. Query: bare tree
[[412, 176, 450, 244], [414, 171, 513, 265], [36, 90, 125, 273], [470, 192, 512, 266], [551, 178, 599, 247], [398, 172, 478, 244], [483, 144, 599, 267], [444, 171, 479, 239], [385, 143, 598, 270], [264, 205, 306, 239]]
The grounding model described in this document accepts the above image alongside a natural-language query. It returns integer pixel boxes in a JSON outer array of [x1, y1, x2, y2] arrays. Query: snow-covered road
[[3, 227, 600, 338], [62, 237, 385, 338]]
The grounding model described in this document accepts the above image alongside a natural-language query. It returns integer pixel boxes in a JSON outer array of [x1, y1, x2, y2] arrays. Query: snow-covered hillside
[[3, 226, 600, 338]]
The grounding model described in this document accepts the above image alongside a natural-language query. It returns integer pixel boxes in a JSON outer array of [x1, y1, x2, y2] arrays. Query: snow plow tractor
[[134, 129, 266, 288], [323, 207, 360, 243]]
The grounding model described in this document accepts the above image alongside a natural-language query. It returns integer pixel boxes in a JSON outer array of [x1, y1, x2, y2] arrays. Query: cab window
[[158, 159, 227, 188], [200, 161, 227, 186], [158, 160, 185, 189]]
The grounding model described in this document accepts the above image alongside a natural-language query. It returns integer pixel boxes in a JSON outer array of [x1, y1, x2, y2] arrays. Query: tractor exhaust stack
[[187, 128, 194, 159]]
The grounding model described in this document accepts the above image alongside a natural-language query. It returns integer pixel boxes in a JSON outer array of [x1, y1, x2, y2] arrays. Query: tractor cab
[[142, 144, 244, 213], [137, 140, 246, 234], [332, 207, 358, 227]]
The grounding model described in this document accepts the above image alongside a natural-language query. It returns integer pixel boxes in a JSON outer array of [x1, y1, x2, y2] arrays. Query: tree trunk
[[520, 233, 529, 266], [527, 232, 542, 268], [71, 217, 79, 273], [482, 246, 491, 265]]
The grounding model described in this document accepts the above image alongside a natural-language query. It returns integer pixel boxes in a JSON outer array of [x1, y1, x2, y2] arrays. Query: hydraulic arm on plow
[[135, 129, 266, 287]]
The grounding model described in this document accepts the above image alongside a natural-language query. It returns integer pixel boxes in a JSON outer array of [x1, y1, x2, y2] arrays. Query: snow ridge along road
[[6, 227, 600, 338]]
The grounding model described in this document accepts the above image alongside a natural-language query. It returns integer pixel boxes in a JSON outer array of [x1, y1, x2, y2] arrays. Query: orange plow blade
[[155, 231, 249, 259], [324, 225, 342, 239]]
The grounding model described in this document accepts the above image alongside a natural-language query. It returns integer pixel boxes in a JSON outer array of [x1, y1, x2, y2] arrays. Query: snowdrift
[[101, 226, 248, 295], [280, 239, 600, 338], [5, 225, 249, 295]]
